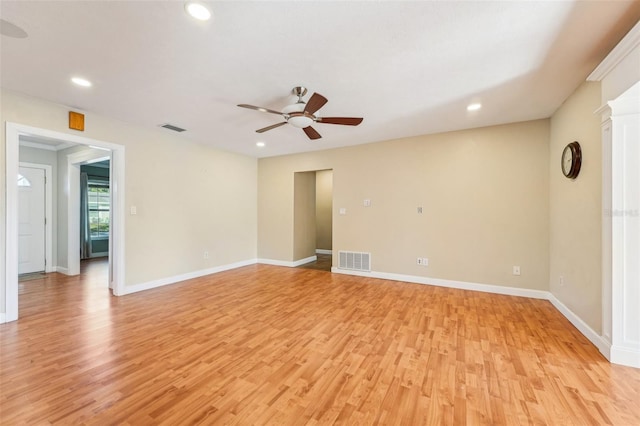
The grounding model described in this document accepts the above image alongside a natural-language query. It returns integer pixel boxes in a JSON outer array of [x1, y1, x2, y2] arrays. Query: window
[[17, 174, 31, 187], [88, 181, 109, 238]]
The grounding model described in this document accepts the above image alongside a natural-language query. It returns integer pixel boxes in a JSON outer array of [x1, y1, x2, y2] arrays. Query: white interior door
[[18, 166, 46, 274]]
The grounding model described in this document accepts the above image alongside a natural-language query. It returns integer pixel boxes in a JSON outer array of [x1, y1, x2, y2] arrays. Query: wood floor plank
[[2, 259, 640, 424]]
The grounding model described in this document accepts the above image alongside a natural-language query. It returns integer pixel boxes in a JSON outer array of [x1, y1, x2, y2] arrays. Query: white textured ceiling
[[1, 1, 639, 158]]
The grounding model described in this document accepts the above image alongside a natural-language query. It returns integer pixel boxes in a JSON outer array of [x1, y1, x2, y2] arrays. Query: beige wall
[[549, 82, 603, 333], [1, 90, 258, 313], [293, 172, 317, 260], [259, 120, 550, 290], [315, 170, 333, 251]]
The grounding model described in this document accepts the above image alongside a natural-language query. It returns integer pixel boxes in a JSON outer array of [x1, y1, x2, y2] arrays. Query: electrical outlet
[[204, 251, 209, 259], [417, 207, 423, 214], [417, 257, 423, 265], [513, 266, 521, 276], [364, 199, 371, 207]]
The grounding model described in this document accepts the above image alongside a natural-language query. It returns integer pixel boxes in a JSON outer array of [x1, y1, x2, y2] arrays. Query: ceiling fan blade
[[317, 117, 363, 126], [304, 93, 328, 115], [238, 104, 284, 116], [256, 122, 287, 133], [303, 126, 322, 140]]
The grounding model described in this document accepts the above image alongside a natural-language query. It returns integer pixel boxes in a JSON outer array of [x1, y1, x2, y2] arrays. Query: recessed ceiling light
[[71, 77, 92, 87], [467, 103, 482, 111], [185, 1, 212, 21], [256, 142, 265, 147]]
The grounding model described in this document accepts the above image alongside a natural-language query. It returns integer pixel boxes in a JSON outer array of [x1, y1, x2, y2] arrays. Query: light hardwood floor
[[1, 260, 639, 425]]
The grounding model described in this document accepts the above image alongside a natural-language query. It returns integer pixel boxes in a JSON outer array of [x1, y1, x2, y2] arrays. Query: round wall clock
[[561, 141, 582, 179]]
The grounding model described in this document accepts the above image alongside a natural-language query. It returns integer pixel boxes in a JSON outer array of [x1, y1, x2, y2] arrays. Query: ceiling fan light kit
[[238, 86, 363, 140]]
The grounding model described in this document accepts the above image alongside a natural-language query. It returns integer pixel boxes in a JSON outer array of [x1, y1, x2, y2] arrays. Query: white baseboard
[[610, 345, 640, 369], [293, 256, 316, 266], [316, 249, 332, 255], [258, 258, 296, 267], [330, 267, 549, 299], [123, 258, 257, 295], [547, 294, 610, 357], [56, 266, 70, 275], [0, 313, 6, 324], [259, 256, 317, 268]]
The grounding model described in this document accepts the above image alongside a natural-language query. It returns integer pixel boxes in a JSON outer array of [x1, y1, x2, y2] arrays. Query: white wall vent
[[338, 251, 371, 272]]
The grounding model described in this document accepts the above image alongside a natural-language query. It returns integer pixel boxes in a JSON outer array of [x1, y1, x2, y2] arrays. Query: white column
[[608, 82, 640, 368], [599, 106, 613, 354]]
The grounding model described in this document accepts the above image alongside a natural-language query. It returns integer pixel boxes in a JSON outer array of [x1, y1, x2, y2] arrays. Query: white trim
[[601, 117, 613, 346], [547, 294, 610, 358], [315, 249, 332, 255], [56, 266, 70, 275], [294, 256, 317, 266], [259, 256, 317, 267], [5, 122, 126, 322], [110, 148, 125, 295], [258, 258, 297, 267], [19, 140, 74, 152], [610, 346, 640, 369], [19, 140, 57, 151], [123, 259, 257, 295], [594, 103, 612, 120], [5, 124, 20, 322], [588, 20, 640, 81], [19, 162, 53, 273], [330, 267, 549, 299]]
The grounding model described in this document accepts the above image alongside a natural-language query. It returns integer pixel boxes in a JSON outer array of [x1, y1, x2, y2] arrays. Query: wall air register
[[338, 251, 371, 272]]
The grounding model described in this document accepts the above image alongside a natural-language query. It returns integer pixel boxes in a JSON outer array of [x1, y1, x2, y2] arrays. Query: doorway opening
[[293, 169, 333, 272], [17, 137, 112, 288], [5, 122, 125, 323]]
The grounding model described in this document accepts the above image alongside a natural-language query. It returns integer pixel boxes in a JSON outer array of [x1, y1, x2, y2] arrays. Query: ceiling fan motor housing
[[282, 102, 314, 128]]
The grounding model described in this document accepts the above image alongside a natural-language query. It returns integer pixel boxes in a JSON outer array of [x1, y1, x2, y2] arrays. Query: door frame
[[5, 122, 126, 323], [18, 162, 53, 274], [66, 149, 111, 276]]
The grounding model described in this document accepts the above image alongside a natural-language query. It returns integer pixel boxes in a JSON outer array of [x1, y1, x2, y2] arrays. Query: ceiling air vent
[[160, 123, 186, 132]]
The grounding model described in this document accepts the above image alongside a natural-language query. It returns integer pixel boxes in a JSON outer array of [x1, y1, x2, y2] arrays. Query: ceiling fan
[[238, 87, 363, 140]]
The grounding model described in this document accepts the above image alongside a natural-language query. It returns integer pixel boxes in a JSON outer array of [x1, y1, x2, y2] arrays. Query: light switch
[[130, 206, 137, 215], [339, 208, 347, 215], [364, 199, 371, 207]]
